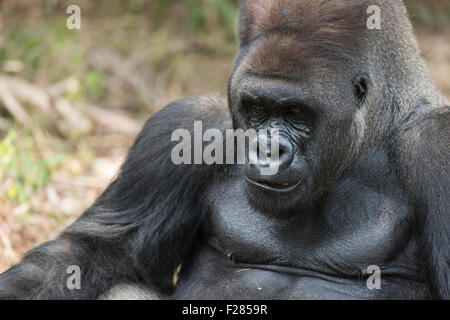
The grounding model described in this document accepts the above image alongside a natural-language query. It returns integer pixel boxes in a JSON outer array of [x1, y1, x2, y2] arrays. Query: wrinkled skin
[[1, 0, 449, 300]]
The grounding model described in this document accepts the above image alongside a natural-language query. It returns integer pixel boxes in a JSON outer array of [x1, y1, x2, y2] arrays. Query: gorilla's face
[[228, 34, 368, 217]]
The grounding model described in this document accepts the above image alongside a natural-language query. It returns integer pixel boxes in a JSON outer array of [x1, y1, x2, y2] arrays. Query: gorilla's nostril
[[277, 140, 294, 170]]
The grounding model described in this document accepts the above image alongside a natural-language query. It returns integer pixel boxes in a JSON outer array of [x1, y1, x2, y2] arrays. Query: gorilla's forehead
[[239, 0, 369, 59], [245, 33, 327, 76], [230, 34, 359, 104], [230, 51, 355, 111]]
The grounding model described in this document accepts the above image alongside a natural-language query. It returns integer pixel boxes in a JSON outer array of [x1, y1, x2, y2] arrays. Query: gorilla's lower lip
[[245, 177, 301, 193]]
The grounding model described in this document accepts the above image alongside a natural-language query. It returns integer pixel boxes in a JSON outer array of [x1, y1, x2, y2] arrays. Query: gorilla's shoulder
[[141, 95, 231, 136], [153, 95, 229, 121], [399, 105, 449, 140]]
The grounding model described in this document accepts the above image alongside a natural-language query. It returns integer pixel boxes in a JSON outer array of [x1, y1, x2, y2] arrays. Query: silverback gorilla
[[0, 0, 449, 300]]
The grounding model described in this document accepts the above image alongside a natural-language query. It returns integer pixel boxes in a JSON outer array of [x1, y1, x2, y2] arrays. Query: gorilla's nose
[[248, 135, 294, 175], [277, 139, 294, 171]]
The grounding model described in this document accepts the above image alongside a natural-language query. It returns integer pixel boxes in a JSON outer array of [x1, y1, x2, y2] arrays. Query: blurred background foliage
[[0, 0, 449, 271]]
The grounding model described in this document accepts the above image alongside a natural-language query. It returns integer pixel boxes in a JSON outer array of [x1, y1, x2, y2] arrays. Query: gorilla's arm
[[0, 96, 230, 299], [393, 107, 450, 299]]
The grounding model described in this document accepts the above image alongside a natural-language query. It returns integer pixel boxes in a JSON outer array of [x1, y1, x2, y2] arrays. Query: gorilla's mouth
[[245, 176, 301, 193], [265, 181, 292, 189]]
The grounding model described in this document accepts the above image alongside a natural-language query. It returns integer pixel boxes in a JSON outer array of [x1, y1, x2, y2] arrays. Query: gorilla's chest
[[175, 173, 429, 299], [204, 175, 413, 272], [171, 146, 435, 300]]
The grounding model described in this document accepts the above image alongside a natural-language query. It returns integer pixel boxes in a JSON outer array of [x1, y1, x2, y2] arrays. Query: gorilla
[[0, 0, 448, 300]]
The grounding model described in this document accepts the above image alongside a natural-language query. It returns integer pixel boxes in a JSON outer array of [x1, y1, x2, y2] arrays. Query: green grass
[[0, 131, 67, 204]]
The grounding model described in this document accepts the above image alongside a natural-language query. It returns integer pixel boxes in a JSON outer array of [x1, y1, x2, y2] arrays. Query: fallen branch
[[7, 77, 52, 113], [54, 98, 92, 133], [0, 79, 30, 125], [87, 47, 156, 111], [82, 103, 140, 135]]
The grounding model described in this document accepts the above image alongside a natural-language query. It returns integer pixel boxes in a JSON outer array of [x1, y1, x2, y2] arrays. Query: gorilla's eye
[[247, 105, 268, 123], [250, 105, 266, 116], [287, 105, 314, 121], [352, 75, 368, 108], [290, 106, 302, 114]]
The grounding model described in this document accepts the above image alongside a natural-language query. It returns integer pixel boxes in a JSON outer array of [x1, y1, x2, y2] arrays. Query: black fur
[[391, 107, 450, 299], [0, 0, 449, 300], [0, 97, 230, 299]]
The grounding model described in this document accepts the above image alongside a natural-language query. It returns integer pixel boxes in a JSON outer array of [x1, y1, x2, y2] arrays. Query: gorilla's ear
[[352, 74, 368, 108]]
